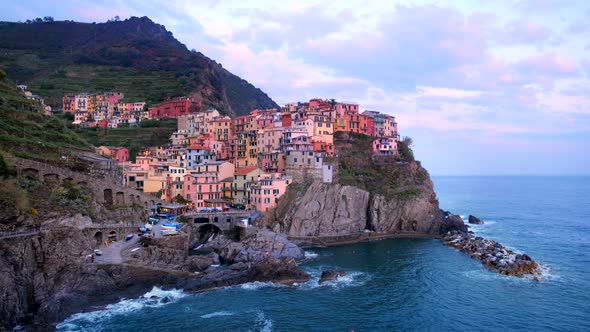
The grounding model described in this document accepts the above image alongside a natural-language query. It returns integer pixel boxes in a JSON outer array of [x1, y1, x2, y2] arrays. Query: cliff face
[[0, 224, 112, 329], [265, 160, 446, 240]]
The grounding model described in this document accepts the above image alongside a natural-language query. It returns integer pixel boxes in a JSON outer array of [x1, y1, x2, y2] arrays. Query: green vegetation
[[397, 137, 415, 162], [73, 118, 176, 161], [0, 17, 279, 115], [395, 188, 422, 200], [139, 119, 162, 128], [334, 132, 427, 199], [172, 194, 189, 204], [47, 180, 93, 216], [0, 77, 92, 160]]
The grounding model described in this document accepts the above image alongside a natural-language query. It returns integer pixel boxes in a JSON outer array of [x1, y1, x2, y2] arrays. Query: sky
[[2, 0, 590, 175]]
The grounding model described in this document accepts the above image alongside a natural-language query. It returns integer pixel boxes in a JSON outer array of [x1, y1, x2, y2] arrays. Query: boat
[[139, 227, 148, 233], [161, 229, 178, 236], [130, 248, 140, 252], [144, 223, 153, 231], [163, 222, 181, 229], [125, 234, 134, 241], [93, 249, 103, 256]]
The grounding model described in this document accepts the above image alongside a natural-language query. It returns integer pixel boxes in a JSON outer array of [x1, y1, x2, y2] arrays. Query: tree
[[34, 17, 43, 23], [43, 16, 54, 22], [172, 194, 189, 204], [397, 136, 415, 162], [62, 112, 74, 122]]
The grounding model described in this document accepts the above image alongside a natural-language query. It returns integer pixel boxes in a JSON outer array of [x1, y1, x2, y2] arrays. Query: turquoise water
[[59, 176, 590, 331]]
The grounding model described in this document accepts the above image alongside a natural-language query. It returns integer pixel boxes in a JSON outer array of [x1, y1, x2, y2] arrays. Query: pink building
[[110, 147, 130, 163], [373, 137, 398, 156], [183, 173, 221, 209], [250, 173, 291, 212], [335, 102, 359, 117]]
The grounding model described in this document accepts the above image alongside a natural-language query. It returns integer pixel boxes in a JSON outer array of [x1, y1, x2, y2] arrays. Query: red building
[[148, 97, 200, 119], [281, 113, 292, 128], [97, 119, 108, 128]]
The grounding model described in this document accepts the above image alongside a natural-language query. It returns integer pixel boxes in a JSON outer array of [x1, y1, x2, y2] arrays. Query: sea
[[57, 176, 590, 331]]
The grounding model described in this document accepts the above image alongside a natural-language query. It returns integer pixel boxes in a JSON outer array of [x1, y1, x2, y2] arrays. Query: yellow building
[[208, 116, 233, 141], [232, 166, 262, 205]]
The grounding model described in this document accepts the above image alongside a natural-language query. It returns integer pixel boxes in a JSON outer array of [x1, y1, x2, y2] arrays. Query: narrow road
[[95, 235, 140, 264]]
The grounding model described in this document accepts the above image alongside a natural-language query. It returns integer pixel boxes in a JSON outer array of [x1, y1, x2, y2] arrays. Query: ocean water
[[58, 176, 590, 331]]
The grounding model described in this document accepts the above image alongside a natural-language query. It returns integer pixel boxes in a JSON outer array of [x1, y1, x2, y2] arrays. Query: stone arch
[[115, 192, 125, 205], [136, 195, 141, 202], [128, 194, 136, 204], [43, 173, 60, 185], [21, 168, 39, 179], [108, 230, 117, 241], [104, 189, 113, 206], [144, 201, 148, 208], [62, 177, 74, 185], [150, 200, 155, 206], [77, 181, 88, 186], [197, 224, 221, 241], [94, 231, 103, 247], [214, 216, 219, 223]]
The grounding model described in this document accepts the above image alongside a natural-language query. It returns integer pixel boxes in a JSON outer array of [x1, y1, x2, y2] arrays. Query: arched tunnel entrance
[[108, 230, 117, 242], [94, 231, 103, 247], [197, 224, 221, 243]]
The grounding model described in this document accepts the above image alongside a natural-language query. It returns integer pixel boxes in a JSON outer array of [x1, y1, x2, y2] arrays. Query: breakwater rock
[[443, 231, 540, 278]]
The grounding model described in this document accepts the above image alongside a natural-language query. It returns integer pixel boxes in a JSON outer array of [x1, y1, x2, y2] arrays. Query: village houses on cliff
[[83, 96, 399, 212]]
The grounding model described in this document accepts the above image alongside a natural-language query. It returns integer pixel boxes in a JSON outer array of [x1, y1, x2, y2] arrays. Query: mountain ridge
[[0, 16, 279, 115]]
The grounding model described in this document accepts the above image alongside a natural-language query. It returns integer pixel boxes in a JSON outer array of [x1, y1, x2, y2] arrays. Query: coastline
[[288, 231, 436, 248]]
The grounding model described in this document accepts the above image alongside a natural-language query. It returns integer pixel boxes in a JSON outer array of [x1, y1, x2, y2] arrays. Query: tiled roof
[[235, 166, 259, 175]]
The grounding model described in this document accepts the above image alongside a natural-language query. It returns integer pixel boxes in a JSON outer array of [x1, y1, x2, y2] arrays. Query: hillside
[[74, 119, 177, 161], [0, 75, 92, 160], [0, 17, 279, 115]]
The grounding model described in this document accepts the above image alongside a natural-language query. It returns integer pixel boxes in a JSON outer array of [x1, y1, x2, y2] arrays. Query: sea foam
[[56, 287, 186, 331]]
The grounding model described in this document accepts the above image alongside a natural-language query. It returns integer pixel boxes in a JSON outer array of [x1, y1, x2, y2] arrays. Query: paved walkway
[[95, 235, 140, 264]]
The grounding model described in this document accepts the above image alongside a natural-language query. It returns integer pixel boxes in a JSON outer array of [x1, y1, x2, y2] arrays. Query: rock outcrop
[[443, 231, 540, 277], [319, 270, 346, 284], [209, 228, 305, 264], [468, 215, 484, 225], [266, 181, 370, 237]]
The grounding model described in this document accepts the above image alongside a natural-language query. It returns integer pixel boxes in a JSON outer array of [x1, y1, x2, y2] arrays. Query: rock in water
[[319, 270, 346, 284], [468, 215, 484, 225]]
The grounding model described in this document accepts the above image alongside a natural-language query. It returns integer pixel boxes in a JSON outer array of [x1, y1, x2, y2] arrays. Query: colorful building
[[148, 97, 199, 119], [250, 173, 292, 212]]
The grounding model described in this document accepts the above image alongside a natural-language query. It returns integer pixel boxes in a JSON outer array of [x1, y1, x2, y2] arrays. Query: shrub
[[139, 119, 160, 128], [0, 68, 6, 79]]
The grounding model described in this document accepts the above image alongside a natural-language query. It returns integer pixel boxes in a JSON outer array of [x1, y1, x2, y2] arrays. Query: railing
[[0, 228, 41, 239]]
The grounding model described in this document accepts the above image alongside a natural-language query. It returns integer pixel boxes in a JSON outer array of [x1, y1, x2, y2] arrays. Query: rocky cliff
[[264, 162, 451, 242], [263, 133, 465, 243]]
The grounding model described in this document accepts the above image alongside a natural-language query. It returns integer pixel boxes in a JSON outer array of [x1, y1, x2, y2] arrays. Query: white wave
[[537, 264, 561, 282], [240, 281, 286, 290], [252, 311, 273, 332], [57, 287, 186, 331], [298, 268, 371, 290], [304, 251, 318, 259], [200, 311, 235, 319]]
